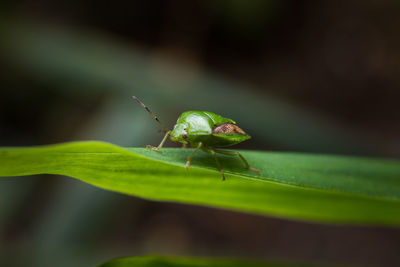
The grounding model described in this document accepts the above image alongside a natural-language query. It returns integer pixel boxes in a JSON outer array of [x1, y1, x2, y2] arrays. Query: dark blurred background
[[1, 1, 400, 266]]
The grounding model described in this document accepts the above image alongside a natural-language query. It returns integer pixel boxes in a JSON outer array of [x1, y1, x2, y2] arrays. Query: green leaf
[[97, 255, 310, 267], [1, 141, 400, 225]]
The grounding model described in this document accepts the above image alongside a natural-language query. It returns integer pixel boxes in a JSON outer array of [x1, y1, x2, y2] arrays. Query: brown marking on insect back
[[213, 123, 247, 135]]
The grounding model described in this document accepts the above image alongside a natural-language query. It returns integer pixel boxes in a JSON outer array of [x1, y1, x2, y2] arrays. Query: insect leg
[[185, 142, 202, 169], [214, 149, 261, 174], [209, 148, 225, 181], [146, 130, 171, 151]]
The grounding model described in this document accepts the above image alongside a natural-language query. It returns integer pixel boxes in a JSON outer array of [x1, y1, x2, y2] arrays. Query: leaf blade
[[1, 141, 400, 225], [97, 255, 309, 267]]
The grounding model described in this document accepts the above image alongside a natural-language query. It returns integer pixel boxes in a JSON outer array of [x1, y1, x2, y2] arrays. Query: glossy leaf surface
[[1, 141, 400, 225]]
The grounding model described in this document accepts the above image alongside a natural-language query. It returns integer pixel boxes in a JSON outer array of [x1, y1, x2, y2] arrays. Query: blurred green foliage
[[1, 1, 400, 267], [98, 255, 312, 267]]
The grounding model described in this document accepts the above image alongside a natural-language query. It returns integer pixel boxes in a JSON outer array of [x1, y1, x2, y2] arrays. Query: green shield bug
[[132, 96, 260, 180]]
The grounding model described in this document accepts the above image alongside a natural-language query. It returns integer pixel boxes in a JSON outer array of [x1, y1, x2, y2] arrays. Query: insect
[[132, 96, 260, 180]]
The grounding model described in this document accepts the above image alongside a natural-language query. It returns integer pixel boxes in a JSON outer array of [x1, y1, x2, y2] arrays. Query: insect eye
[[182, 130, 187, 139]]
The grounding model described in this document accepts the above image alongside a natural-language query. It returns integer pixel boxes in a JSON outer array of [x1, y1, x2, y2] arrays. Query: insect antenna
[[132, 96, 169, 132]]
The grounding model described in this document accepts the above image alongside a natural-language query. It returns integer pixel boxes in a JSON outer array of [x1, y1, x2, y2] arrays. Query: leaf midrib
[[125, 147, 400, 203]]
